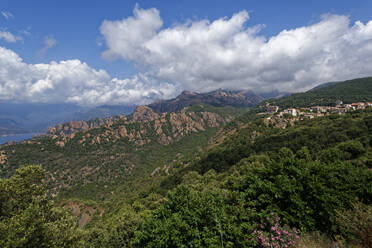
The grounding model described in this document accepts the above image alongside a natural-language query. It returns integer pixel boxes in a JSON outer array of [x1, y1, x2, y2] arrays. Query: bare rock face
[[47, 115, 127, 137], [119, 126, 128, 137], [0, 150, 7, 164], [132, 105, 159, 122], [48, 126, 56, 134], [70, 121, 83, 129], [56, 124, 63, 131], [55, 141, 65, 147]]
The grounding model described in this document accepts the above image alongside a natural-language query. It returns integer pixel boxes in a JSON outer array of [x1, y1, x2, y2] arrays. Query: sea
[[0, 133, 39, 145]]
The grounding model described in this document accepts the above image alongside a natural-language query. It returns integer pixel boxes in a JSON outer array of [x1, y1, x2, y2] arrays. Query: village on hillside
[[261, 101, 372, 128]]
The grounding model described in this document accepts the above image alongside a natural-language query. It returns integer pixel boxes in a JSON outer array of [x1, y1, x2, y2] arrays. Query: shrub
[[336, 140, 365, 160], [296, 232, 344, 248], [337, 202, 372, 248], [253, 213, 299, 248]]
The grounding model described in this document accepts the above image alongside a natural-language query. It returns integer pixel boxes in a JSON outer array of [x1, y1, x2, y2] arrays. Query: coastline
[[0, 133, 41, 145]]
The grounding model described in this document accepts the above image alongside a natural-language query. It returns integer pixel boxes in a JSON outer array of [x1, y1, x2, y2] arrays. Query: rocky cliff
[[50, 105, 233, 148], [47, 115, 126, 136]]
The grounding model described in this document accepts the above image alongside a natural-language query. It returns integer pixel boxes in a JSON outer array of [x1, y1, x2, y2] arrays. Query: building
[[267, 105, 279, 113], [345, 104, 354, 110], [311, 106, 327, 113], [283, 108, 297, 117], [351, 102, 365, 109]]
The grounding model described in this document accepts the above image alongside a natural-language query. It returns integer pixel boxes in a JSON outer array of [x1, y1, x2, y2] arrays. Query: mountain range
[[0, 89, 277, 136], [148, 89, 263, 113], [43, 89, 262, 137]]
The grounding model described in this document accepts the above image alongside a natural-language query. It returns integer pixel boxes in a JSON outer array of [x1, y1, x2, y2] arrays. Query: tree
[[134, 185, 244, 247], [0, 165, 84, 248]]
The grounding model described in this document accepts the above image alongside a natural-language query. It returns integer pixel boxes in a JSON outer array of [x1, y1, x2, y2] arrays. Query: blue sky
[[1, 1, 372, 106]]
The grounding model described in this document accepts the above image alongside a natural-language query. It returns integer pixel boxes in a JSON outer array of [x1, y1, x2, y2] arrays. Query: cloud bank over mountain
[[1, 6, 372, 106]]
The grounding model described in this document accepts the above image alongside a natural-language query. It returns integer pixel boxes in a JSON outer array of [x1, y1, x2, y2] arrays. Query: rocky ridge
[[47, 115, 126, 137], [45, 89, 258, 139], [0, 150, 6, 165], [50, 105, 233, 148]]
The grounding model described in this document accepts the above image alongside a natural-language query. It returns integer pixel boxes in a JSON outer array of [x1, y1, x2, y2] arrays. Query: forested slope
[[269, 77, 372, 108]]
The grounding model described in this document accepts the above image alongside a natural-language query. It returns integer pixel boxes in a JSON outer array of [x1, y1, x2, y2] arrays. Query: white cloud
[[37, 35, 58, 56], [1, 11, 14, 20], [0, 46, 177, 106], [0, 30, 21, 43], [100, 4, 163, 61], [100, 7, 372, 93]]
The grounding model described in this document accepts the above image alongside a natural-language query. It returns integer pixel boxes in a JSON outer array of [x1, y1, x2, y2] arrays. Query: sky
[[1, 0, 372, 106]]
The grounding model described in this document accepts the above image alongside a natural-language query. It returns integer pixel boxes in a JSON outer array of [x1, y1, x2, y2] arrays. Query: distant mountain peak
[[132, 105, 159, 122], [179, 90, 197, 96], [148, 89, 262, 114]]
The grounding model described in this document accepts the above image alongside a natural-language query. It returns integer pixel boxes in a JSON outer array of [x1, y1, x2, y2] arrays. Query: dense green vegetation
[[1, 108, 371, 247], [0, 166, 85, 247], [268, 77, 372, 108]]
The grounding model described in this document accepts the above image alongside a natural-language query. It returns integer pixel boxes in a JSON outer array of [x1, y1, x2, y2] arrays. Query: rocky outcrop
[[64, 201, 104, 228], [50, 106, 232, 148], [47, 115, 127, 136], [131, 105, 159, 122], [0, 150, 6, 164]]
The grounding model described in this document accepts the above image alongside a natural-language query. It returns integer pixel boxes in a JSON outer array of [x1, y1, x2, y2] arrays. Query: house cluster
[[264, 100, 372, 120]]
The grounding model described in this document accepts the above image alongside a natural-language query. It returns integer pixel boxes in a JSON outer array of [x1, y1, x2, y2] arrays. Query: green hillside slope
[[269, 77, 372, 108]]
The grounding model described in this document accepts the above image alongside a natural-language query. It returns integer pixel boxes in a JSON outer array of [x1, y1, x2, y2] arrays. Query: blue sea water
[[0, 133, 38, 145]]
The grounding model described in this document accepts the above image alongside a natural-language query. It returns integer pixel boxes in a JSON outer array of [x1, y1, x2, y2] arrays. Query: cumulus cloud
[[0, 46, 177, 106], [0, 30, 21, 43], [100, 7, 372, 93], [37, 35, 58, 56], [101, 4, 163, 61], [1, 11, 14, 20]]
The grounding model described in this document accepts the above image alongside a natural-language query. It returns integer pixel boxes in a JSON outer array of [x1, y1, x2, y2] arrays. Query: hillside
[[0, 104, 242, 199], [268, 77, 372, 108]]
